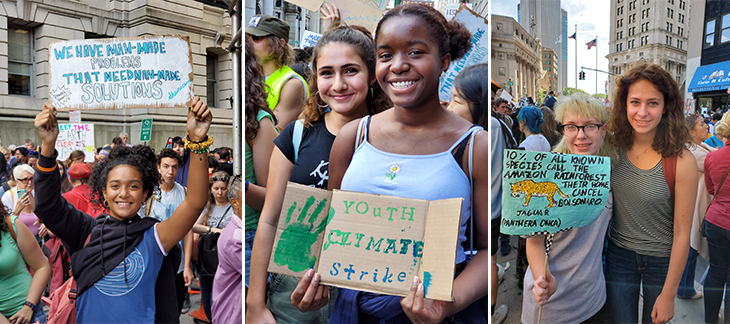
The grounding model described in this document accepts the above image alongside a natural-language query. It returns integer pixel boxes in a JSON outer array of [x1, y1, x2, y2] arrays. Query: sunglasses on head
[[211, 175, 229, 183]]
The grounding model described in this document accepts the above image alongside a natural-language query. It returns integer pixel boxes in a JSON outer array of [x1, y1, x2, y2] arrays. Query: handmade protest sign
[[268, 182, 463, 301], [301, 30, 322, 48], [326, 0, 388, 32], [438, 5, 488, 102], [500, 150, 610, 235], [48, 35, 193, 111], [56, 124, 95, 162]]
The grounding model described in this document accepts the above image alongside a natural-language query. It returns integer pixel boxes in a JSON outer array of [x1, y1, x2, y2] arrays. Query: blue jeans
[[704, 220, 730, 323], [245, 229, 256, 288], [605, 240, 670, 324], [200, 274, 214, 321], [677, 247, 699, 298]]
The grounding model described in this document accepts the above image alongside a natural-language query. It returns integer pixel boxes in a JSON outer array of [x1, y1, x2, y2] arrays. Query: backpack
[[492, 112, 520, 150], [47, 234, 91, 324]]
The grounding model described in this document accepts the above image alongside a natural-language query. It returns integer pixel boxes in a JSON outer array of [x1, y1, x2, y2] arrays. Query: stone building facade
[[492, 14, 541, 102], [606, 0, 688, 101], [0, 0, 234, 152]]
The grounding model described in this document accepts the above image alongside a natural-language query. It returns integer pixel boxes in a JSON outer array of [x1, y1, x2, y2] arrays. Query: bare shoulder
[[678, 147, 697, 165]]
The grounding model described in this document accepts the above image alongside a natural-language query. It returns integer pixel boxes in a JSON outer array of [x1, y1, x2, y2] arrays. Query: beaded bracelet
[[23, 301, 36, 311], [182, 133, 213, 151], [245, 180, 250, 193]]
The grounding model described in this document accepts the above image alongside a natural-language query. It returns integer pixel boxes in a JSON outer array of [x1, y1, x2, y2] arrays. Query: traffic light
[[578, 71, 586, 80]]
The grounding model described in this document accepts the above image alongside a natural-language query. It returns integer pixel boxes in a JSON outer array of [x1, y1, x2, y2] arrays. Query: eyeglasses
[[211, 175, 229, 183], [561, 124, 603, 136], [17, 177, 33, 183]]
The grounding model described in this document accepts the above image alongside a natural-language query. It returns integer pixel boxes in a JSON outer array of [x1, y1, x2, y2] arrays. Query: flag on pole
[[569, 32, 576, 39], [555, 34, 562, 44], [586, 38, 597, 49]]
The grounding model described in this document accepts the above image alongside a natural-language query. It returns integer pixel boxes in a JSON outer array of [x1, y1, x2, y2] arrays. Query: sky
[[492, 0, 611, 95]]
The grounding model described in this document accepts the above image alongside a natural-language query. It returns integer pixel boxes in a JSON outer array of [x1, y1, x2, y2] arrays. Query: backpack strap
[[662, 155, 677, 201], [293, 119, 304, 163], [467, 129, 477, 257], [145, 195, 155, 218]]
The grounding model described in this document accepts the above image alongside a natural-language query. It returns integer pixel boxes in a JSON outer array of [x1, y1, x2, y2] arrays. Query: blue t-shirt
[[76, 224, 168, 323], [705, 135, 725, 148]]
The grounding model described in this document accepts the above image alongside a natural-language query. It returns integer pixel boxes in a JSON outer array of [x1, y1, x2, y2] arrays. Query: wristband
[[23, 301, 36, 311], [245, 180, 249, 193]]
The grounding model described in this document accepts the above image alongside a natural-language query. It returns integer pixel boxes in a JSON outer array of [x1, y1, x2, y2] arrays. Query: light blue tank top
[[341, 115, 481, 264]]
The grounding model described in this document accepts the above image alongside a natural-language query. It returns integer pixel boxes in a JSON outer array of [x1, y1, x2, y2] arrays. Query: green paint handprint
[[274, 195, 335, 272]]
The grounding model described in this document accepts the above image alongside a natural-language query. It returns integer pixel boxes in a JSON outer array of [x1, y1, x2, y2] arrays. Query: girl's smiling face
[[103, 165, 147, 220], [375, 16, 450, 109], [316, 42, 373, 118]]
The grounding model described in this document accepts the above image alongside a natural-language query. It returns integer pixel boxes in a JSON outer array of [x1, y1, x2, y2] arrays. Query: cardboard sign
[[283, 0, 324, 12], [268, 182, 463, 301], [48, 35, 193, 111], [56, 124, 95, 162], [500, 150, 610, 236], [438, 5, 488, 102], [327, 0, 388, 32], [301, 30, 323, 48]]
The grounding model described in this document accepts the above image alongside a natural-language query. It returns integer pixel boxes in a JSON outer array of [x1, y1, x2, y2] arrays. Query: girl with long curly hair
[[32, 97, 211, 323], [247, 23, 391, 324], [243, 37, 279, 295], [605, 62, 697, 323]]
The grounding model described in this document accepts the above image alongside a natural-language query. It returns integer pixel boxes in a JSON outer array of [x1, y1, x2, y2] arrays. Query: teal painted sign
[[500, 150, 610, 235]]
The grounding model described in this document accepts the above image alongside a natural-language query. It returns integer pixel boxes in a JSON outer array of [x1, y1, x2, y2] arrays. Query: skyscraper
[[606, 0, 688, 99], [519, 0, 568, 92]]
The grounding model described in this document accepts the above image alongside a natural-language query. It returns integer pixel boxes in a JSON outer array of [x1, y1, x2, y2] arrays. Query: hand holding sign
[[35, 102, 60, 158], [274, 196, 334, 272], [320, 3, 341, 32], [401, 276, 451, 324]]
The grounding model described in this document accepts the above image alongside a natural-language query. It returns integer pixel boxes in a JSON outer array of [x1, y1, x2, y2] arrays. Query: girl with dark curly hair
[[605, 62, 697, 323], [32, 97, 211, 323], [247, 23, 391, 324], [290, 3, 487, 323]]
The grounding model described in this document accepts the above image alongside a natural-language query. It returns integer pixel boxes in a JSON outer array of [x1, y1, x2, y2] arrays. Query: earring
[[315, 91, 329, 112], [370, 86, 374, 98]]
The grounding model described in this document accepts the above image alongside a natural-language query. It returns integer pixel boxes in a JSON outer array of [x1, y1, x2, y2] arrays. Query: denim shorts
[[245, 229, 255, 287]]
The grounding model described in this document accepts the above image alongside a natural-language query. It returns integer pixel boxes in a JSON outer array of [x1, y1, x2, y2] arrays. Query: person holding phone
[[1, 164, 47, 240]]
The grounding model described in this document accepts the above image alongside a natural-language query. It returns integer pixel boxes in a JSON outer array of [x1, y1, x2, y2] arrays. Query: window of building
[[497, 23, 503, 31], [275, 0, 283, 7], [677, 39, 682, 49], [706, 19, 716, 48], [8, 28, 33, 96], [206, 53, 218, 108], [498, 52, 504, 60], [499, 67, 506, 76], [722, 13, 730, 43]]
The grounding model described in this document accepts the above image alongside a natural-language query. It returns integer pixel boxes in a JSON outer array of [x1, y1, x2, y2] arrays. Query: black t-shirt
[[274, 117, 335, 189], [218, 162, 233, 176]]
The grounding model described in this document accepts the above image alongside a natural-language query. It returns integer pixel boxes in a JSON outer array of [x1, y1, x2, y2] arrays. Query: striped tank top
[[608, 149, 674, 257]]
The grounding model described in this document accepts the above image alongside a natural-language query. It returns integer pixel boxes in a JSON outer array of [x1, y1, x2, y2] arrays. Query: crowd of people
[[0, 96, 243, 323], [244, 3, 489, 324]]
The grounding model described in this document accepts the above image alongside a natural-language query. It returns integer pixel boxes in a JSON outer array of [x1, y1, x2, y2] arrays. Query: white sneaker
[[493, 304, 508, 324], [497, 262, 510, 284]]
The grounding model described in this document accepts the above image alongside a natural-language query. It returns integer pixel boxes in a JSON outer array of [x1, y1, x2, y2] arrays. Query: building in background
[[2, 0, 234, 150], [606, 0, 688, 101], [685, 0, 730, 113], [492, 14, 541, 102], [518, 0, 568, 92], [540, 46, 558, 94]]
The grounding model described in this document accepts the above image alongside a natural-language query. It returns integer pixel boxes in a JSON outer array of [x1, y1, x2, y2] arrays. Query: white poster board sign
[[48, 35, 194, 111], [438, 6, 488, 102], [302, 30, 323, 48], [443, 3, 472, 21], [56, 124, 95, 162]]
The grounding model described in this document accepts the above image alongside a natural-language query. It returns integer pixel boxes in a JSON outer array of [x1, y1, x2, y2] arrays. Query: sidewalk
[[494, 235, 707, 324]]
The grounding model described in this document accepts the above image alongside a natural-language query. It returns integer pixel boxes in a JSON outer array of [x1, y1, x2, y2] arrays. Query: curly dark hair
[[375, 3, 473, 62], [157, 148, 182, 166], [245, 38, 277, 140], [608, 62, 691, 157], [300, 25, 392, 127], [89, 145, 160, 208]]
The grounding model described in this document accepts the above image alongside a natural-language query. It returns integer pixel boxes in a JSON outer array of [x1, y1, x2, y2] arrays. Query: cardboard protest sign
[[283, 0, 325, 12], [327, 0, 388, 32], [301, 30, 323, 48], [56, 124, 95, 162], [268, 182, 463, 301], [438, 5, 488, 102], [48, 35, 193, 111], [500, 150, 610, 236]]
